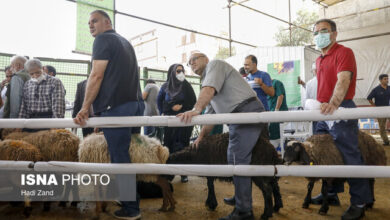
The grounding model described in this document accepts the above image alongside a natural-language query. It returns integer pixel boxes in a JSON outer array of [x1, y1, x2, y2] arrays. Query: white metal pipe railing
[[0, 106, 389, 128], [0, 161, 34, 171], [0, 161, 382, 178]]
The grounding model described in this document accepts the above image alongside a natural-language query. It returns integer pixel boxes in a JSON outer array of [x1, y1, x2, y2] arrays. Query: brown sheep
[[284, 130, 387, 215], [5, 129, 80, 209], [78, 133, 175, 216], [5, 129, 79, 162], [0, 139, 42, 217], [0, 139, 42, 162]]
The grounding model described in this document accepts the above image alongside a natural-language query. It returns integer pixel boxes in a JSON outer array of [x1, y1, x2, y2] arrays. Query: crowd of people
[[0, 11, 386, 220]]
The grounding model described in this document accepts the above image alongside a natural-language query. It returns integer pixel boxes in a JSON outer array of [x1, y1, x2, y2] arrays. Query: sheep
[[0, 139, 42, 217], [168, 128, 283, 220], [78, 132, 175, 215], [5, 129, 80, 209], [283, 130, 387, 215], [5, 129, 79, 162]]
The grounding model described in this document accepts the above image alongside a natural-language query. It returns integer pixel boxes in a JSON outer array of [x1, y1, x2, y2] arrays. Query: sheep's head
[[283, 140, 305, 165]]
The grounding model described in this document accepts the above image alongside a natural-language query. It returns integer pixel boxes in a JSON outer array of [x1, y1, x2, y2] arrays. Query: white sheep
[[78, 133, 175, 214]]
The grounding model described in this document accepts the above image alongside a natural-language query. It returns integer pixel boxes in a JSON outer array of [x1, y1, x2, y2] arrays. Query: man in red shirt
[[312, 19, 372, 220]]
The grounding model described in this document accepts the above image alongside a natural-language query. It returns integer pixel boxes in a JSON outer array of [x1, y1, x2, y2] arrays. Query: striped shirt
[[19, 75, 65, 118]]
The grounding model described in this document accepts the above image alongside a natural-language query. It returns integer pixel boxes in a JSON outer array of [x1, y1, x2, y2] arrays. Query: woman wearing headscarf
[[157, 64, 196, 182]]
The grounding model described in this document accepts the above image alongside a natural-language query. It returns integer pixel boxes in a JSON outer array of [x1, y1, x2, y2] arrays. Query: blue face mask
[[314, 33, 331, 49]]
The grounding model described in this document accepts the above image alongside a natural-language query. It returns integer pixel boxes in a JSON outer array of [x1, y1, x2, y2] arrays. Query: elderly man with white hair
[[3, 55, 30, 118], [18, 59, 65, 129]]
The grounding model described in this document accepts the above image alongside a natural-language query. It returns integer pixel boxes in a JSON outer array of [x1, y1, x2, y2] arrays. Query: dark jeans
[[163, 126, 193, 153], [23, 112, 52, 132], [144, 126, 155, 136], [314, 100, 373, 205], [82, 127, 94, 137], [101, 101, 144, 214]]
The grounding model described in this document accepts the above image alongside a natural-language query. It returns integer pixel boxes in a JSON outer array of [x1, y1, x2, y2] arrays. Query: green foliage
[[274, 9, 319, 46], [214, 46, 236, 60]]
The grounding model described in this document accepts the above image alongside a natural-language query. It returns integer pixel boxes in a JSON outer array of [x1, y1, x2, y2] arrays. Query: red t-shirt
[[316, 43, 357, 103]]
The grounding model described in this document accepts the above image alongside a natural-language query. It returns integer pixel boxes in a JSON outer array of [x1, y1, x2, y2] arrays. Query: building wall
[[319, 0, 390, 100]]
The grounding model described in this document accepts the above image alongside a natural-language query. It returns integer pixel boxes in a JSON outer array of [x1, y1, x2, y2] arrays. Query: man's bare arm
[[74, 60, 108, 126], [82, 60, 108, 110], [193, 86, 215, 112], [261, 84, 275, 97], [178, 86, 215, 124], [142, 91, 148, 100], [275, 94, 284, 111], [321, 71, 352, 114], [329, 71, 352, 107]]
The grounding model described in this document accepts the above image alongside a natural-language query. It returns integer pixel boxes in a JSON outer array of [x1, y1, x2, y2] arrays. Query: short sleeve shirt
[[143, 83, 159, 116], [316, 43, 357, 103], [267, 79, 288, 111], [92, 30, 141, 113], [367, 85, 390, 106], [247, 70, 272, 110], [201, 60, 257, 113]]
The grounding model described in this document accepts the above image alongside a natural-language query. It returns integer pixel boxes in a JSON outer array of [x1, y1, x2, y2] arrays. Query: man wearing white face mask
[[18, 59, 65, 129], [312, 19, 372, 220]]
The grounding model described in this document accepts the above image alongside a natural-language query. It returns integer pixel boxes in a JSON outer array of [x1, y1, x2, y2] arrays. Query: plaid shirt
[[19, 75, 65, 118]]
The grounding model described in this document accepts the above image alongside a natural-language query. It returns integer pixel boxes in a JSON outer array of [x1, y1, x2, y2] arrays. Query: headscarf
[[166, 64, 185, 100]]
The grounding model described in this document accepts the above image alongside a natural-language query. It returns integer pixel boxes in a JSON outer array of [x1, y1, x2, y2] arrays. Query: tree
[[214, 31, 236, 60], [214, 46, 236, 60], [274, 9, 319, 46]]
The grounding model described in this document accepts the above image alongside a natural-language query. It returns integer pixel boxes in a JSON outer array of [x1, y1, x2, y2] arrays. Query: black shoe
[[181, 176, 188, 183], [113, 208, 141, 220], [311, 193, 340, 206], [341, 205, 365, 220], [384, 141, 389, 146], [219, 208, 254, 220], [223, 196, 236, 206]]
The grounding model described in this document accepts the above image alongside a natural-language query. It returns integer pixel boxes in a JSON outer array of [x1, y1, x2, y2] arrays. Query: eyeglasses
[[313, 28, 331, 36], [176, 69, 185, 74], [187, 55, 205, 67]]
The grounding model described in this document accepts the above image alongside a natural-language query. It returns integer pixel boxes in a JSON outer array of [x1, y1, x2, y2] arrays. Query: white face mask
[[176, 72, 185, 82], [31, 74, 46, 83]]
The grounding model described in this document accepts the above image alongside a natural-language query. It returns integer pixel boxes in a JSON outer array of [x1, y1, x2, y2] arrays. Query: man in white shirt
[[299, 62, 318, 106]]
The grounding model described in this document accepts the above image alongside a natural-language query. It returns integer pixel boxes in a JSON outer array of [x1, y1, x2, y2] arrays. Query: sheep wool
[[302, 134, 344, 165], [0, 140, 42, 162], [303, 131, 387, 166], [5, 129, 79, 162], [78, 133, 169, 182]]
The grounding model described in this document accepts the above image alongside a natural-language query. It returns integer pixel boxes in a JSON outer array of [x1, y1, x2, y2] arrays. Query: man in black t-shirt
[[74, 10, 144, 220], [367, 73, 390, 145]]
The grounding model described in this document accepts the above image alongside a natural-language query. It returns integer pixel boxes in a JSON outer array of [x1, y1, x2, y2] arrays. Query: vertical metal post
[[113, 0, 116, 29], [228, 0, 232, 56], [288, 0, 292, 45], [323, 5, 326, 18], [143, 67, 148, 88]]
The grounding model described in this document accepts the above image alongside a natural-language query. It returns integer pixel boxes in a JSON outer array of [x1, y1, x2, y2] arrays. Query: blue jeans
[[314, 100, 373, 205], [101, 101, 144, 214], [144, 126, 155, 136]]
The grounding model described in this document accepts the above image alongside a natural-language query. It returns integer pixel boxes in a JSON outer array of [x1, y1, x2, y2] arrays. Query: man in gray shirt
[[179, 52, 265, 220], [142, 79, 159, 135]]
